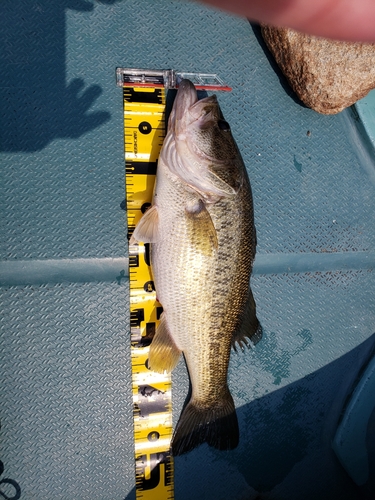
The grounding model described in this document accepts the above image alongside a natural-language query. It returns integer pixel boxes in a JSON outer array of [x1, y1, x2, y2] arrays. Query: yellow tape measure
[[123, 85, 174, 499], [118, 68, 231, 499]]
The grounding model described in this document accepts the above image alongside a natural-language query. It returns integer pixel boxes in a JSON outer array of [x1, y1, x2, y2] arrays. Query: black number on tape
[[139, 121, 152, 134]]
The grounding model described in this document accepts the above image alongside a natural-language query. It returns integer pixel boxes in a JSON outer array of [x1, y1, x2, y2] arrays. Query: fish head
[[164, 79, 243, 202], [171, 79, 238, 164]]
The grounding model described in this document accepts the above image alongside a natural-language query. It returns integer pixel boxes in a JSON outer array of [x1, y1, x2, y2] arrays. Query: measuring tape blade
[[123, 84, 173, 500], [120, 68, 231, 500]]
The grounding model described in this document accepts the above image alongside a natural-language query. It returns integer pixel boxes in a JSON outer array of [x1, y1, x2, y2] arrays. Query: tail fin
[[171, 389, 239, 456]]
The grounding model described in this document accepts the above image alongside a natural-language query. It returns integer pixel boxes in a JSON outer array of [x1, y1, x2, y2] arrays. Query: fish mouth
[[189, 95, 218, 126], [173, 79, 198, 124], [171, 79, 222, 165], [171, 79, 219, 131]]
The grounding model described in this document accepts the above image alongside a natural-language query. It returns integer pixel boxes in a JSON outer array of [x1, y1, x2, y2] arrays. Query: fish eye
[[218, 119, 230, 131]]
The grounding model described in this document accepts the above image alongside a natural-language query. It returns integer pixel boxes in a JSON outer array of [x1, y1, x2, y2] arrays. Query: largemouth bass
[[131, 79, 261, 456]]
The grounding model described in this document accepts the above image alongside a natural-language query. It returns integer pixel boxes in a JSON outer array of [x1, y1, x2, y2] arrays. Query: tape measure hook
[[116, 67, 231, 91]]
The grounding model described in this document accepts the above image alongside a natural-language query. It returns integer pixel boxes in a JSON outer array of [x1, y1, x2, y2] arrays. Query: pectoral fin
[[185, 199, 218, 255], [232, 287, 262, 352], [148, 313, 181, 373], [130, 205, 159, 244]]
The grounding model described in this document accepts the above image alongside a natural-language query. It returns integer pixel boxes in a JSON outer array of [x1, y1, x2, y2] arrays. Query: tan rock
[[261, 25, 375, 114]]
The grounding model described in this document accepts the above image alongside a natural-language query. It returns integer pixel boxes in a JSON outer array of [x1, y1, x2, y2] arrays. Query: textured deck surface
[[1, 1, 375, 499]]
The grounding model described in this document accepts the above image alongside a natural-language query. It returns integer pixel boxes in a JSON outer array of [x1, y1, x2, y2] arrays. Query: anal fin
[[148, 313, 181, 373], [232, 287, 262, 352]]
